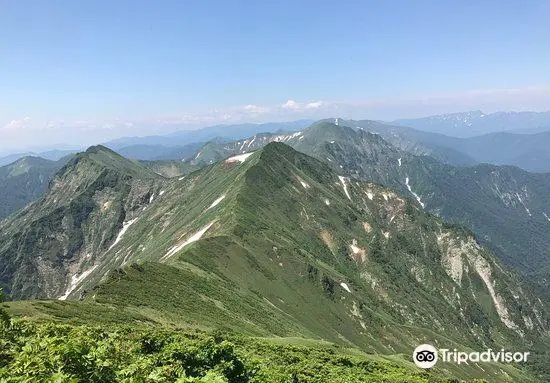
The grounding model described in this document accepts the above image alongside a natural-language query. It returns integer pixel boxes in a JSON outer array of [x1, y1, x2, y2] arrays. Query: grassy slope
[[177, 122, 550, 283]]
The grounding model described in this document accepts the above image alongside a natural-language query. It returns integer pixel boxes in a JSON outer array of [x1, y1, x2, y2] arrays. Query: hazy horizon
[[3, 107, 550, 156]]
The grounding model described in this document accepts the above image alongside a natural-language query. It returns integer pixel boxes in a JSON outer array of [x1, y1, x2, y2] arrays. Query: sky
[[1, 0, 550, 151]]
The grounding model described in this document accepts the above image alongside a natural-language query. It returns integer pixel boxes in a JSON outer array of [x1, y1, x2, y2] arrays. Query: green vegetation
[[1, 142, 548, 382], [0, 146, 167, 300], [0, 318, 496, 383], [182, 121, 550, 299], [0, 156, 69, 220]]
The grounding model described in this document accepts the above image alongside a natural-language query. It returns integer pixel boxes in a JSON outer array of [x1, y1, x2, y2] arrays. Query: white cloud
[[306, 101, 323, 109], [281, 100, 325, 111], [282, 100, 299, 109], [3, 116, 31, 130], [243, 104, 269, 113]]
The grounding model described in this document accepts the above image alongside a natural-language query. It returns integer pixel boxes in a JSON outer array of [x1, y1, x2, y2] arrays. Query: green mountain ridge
[[3, 143, 547, 338], [178, 121, 550, 295]]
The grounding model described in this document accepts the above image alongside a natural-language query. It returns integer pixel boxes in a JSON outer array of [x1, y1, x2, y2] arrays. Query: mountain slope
[[0, 156, 71, 220], [345, 120, 479, 166], [187, 122, 550, 286], [114, 142, 204, 161], [358, 120, 550, 172], [0, 146, 166, 299], [5, 143, 548, 346]]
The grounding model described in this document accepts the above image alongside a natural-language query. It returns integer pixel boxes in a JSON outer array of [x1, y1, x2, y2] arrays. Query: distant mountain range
[[105, 113, 550, 173], [393, 110, 550, 137], [4, 113, 550, 173], [104, 120, 312, 149], [0, 149, 77, 167]]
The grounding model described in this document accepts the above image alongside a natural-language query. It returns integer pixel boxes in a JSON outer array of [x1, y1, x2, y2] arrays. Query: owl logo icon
[[413, 344, 438, 368]]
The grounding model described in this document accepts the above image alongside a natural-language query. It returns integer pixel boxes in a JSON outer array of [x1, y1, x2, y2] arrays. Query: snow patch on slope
[[515, 193, 531, 216], [207, 195, 226, 210], [340, 282, 351, 293], [162, 221, 215, 261], [273, 131, 302, 142], [296, 176, 310, 189], [225, 152, 254, 163], [109, 218, 138, 251], [247, 136, 256, 148], [338, 176, 351, 200], [58, 265, 98, 300], [405, 177, 425, 208], [350, 240, 360, 254]]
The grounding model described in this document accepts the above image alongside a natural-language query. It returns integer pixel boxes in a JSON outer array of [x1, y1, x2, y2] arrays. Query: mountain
[[104, 120, 312, 149], [177, 122, 550, 290], [0, 156, 71, 220], [344, 120, 479, 166], [3, 142, 549, 381], [0, 149, 77, 167], [357, 120, 550, 172], [0, 146, 166, 299], [114, 142, 204, 161], [393, 110, 550, 138]]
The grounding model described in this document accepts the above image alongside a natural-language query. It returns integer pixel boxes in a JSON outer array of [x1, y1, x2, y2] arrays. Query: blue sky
[[1, 0, 550, 150]]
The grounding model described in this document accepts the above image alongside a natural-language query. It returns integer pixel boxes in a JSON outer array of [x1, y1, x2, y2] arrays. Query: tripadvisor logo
[[413, 344, 438, 368], [413, 344, 530, 368]]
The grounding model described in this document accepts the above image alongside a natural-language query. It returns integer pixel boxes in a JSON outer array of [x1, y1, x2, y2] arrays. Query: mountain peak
[[260, 141, 298, 158], [64, 144, 160, 180], [85, 144, 112, 153]]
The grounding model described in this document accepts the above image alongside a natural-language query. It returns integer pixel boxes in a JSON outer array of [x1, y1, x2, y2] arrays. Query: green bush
[[0, 320, 474, 383], [0, 321, 248, 383]]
